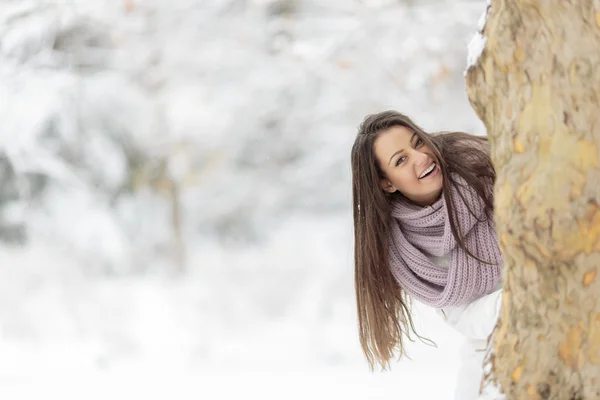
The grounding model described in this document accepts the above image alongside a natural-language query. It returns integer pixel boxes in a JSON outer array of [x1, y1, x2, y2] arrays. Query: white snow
[[0, 221, 468, 399], [478, 381, 506, 400], [467, 3, 491, 70], [0, 1, 493, 399], [478, 5, 490, 32], [467, 32, 487, 69]]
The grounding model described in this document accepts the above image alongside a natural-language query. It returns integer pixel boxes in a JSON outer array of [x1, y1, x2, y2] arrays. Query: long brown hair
[[351, 110, 496, 370]]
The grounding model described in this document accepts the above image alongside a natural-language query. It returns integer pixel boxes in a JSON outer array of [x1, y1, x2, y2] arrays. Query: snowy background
[[0, 0, 488, 398]]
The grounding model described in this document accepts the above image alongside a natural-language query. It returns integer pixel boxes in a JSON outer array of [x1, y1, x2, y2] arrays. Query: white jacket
[[428, 255, 502, 400], [436, 286, 502, 341], [427, 254, 502, 340]]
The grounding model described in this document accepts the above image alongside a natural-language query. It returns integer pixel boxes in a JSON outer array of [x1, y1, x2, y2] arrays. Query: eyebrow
[[387, 132, 418, 166]]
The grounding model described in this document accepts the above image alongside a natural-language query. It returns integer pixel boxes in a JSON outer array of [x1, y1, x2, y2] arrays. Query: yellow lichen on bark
[[523, 259, 539, 283], [587, 313, 600, 364], [554, 204, 600, 257], [559, 324, 584, 370], [512, 362, 525, 382], [574, 140, 599, 170], [514, 46, 526, 62], [514, 138, 525, 153], [495, 179, 513, 221], [515, 84, 571, 212], [537, 334, 544, 342], [583, 268, 597, 287], [527, 384, 541, 400], [518, 84, 553, 138], [516, 133, 598, 218], [500, 232, 510, 248]]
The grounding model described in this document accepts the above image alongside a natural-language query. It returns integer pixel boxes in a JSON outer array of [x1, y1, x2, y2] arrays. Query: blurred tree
[[466, 1, 600, 399]]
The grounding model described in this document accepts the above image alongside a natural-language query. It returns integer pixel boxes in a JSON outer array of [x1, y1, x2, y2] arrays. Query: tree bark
[[466, 1, 600, 399]]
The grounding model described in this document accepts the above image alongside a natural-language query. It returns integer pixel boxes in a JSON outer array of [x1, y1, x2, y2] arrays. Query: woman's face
[[373, 125, 443, 206]]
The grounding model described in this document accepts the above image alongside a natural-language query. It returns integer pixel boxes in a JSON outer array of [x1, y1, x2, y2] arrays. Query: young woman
[[351, 110, 503, 400]]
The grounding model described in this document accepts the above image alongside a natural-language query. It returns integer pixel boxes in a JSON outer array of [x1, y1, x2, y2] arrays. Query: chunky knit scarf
[[387, 178, 503, 308]]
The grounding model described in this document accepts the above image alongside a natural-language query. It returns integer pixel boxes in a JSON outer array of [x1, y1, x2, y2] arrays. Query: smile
[[418, 163, 438, 179]]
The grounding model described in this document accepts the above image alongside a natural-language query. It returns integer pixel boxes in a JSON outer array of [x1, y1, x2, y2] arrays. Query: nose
[[413, 150, 428, 166]]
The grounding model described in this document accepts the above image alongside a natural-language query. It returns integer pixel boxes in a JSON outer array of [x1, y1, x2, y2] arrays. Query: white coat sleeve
[[436, 289, 502, 341]]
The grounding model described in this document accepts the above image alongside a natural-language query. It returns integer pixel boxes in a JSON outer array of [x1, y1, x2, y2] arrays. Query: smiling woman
[[373, 125, 443, 207], [350, 110, 503, 400]]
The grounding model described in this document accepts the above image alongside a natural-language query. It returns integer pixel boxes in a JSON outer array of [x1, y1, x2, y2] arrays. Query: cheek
[[391, 169, 417, 190]]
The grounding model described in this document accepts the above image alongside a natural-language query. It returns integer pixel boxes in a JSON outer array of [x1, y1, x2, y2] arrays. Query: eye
[[415, 137, 424, 147], [395, 156, 406, 166]]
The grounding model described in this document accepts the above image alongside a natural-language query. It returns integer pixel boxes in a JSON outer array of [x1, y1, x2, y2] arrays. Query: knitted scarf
[[387, 177, 503, 308]]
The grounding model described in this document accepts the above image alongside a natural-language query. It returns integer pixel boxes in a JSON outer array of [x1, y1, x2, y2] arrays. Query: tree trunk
[[465, 1, 600, 399]]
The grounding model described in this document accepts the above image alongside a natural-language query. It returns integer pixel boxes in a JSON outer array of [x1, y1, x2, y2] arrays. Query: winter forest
[[0, 0, 491, 398]]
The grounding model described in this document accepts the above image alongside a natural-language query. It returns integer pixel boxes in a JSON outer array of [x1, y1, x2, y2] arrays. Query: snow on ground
[[0, 214, 465, 400], [0, 366, 460, 400]]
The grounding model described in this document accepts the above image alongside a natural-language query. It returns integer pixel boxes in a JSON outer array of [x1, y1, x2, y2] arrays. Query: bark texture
[[466, 1, 600, 399]]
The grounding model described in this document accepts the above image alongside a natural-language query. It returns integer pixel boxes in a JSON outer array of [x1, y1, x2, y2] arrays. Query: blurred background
[[0, 0, 488, 398]]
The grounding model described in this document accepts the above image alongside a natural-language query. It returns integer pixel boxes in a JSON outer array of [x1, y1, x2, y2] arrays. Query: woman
[[351, 110, 503, 399]]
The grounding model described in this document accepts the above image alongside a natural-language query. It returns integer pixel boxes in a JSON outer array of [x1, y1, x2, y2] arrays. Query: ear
[[380, 178, 397, 193]]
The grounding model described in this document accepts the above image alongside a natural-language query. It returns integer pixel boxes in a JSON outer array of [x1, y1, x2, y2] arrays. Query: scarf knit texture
[[387, 177, 503, 308]]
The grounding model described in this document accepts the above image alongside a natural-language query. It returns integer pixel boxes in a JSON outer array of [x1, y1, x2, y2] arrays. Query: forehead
[[373, 125, 416, 168], [374, 125, 414, 154], [377, 125, 413, 143]]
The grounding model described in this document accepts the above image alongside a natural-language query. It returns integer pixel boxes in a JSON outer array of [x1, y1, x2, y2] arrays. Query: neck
[[410, 190, 443, 207]]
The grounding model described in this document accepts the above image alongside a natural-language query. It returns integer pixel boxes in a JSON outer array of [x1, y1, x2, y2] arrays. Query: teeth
[[419, 163, 435, 179]]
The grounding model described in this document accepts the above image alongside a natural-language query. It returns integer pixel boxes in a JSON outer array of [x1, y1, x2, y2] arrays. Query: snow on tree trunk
[[466, 0, 600, 399]]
